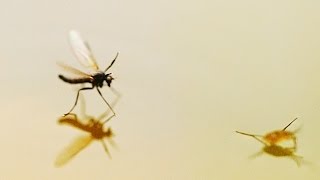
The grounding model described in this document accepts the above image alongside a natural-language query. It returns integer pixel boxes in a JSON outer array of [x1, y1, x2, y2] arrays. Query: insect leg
[[64, 87, 94, 116], [99, 91, 121, 123], [102, 114, 115, 124], [236, 131, 267, 146], [96, 88, 116, 117]]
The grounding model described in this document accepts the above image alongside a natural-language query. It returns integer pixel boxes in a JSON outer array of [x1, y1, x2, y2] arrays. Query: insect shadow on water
[[235, 118, 307, 166], [58, 30, 119, 116], [54, 94, 120, 167]]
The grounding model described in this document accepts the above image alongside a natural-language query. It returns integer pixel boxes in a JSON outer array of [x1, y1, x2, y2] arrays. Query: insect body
[[236, 118, 298, 148], [58, 30, 119, 116], [236, 118, 303, 166], [263, 118, 298, 147], [55, 94, 120, 167]]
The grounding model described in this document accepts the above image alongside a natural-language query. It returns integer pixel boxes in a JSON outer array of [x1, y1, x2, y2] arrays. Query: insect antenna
[[282, 117, 298, 131], [101, 140, 112, 158], [104, 52, 119, 72]]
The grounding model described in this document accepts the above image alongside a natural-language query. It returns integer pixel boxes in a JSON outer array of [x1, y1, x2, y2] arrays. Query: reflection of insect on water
[[253, 144, 303, 166], [58, 30, 119, 116], [54, 94, 120, 167], [236, 118, 304, 166]]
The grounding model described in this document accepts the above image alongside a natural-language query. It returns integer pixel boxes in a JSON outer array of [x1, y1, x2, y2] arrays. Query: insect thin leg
[[98, 89, 121, 122], [102, 114, 115, 124], [236, 131, 267, 146], [108, 139, 119, 150], [64, 87, 94, 116], [78, 94, 91, 119], [96, 88, 116, 117]]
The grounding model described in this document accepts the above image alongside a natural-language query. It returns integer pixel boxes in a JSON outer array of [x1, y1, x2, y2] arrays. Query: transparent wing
[[69, 30, 100, 71], [55, 135, 93, 167], [57, 62, 91, 78]]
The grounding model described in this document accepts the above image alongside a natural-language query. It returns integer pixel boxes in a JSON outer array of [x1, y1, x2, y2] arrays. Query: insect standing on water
[[55, 94, 120, 167], [236, 118, 299, 149], [58, 30, 119, 116], [235, 118, 304, 166]]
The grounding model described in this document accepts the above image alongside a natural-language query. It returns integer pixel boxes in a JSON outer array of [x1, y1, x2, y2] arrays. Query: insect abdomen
[[58, 75, 91, 84]]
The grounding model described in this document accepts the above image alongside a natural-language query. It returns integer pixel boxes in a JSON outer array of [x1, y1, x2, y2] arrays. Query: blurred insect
[[252, 144, 303, 166], [55, 94, 120, 167], [236, 118, 305, 166], [58, 30, 119, 116], [236, 118, 299, 148]]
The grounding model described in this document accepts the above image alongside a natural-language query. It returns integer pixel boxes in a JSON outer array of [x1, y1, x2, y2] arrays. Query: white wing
[[57, 62, 91, 78], [69, 30, 100, 71], [55, 135, 93, 167]]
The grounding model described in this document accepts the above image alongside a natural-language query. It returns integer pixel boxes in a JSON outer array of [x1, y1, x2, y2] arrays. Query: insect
[[58, 30, 119, 116], [236, 118, 304, 166], [251, 144, 303, 166], [55, 94, 120, 167], [236, 118, 299, 149]]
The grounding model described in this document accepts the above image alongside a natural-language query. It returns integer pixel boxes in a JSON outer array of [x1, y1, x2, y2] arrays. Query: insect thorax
[[92, 72, 106, 87]]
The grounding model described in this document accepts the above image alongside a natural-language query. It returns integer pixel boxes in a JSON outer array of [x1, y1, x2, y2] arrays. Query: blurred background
[[0, 0, 320, 179]]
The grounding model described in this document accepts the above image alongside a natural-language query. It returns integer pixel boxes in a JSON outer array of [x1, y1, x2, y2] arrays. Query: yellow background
[[0, 0, 320, 179]]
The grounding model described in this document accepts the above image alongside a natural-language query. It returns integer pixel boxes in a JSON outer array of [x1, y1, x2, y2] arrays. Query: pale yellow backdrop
[[0, 0, 320, 179]]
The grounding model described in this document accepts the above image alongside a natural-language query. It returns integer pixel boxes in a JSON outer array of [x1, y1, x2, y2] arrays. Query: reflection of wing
[[55, 135, 93, 167], [57, 62, 91, 78], [69, 30, 99, 71]]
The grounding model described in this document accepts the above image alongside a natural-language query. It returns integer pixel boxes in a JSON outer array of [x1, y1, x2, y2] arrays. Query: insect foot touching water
[[58, 30, 119, 116], [55, 94, 120, 167], [235, 118, 306, 166]]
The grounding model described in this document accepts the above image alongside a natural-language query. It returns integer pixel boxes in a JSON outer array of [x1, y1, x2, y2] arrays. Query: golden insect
[[236, 118, 304, 166], [236, 118, 298, 148]]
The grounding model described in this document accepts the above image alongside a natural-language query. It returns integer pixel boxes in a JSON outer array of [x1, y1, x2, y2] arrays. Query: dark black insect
[[58, 30, 119, 116]]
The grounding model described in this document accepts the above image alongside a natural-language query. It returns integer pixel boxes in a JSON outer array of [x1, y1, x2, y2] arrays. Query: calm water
[[0, 0, 320, 179]]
